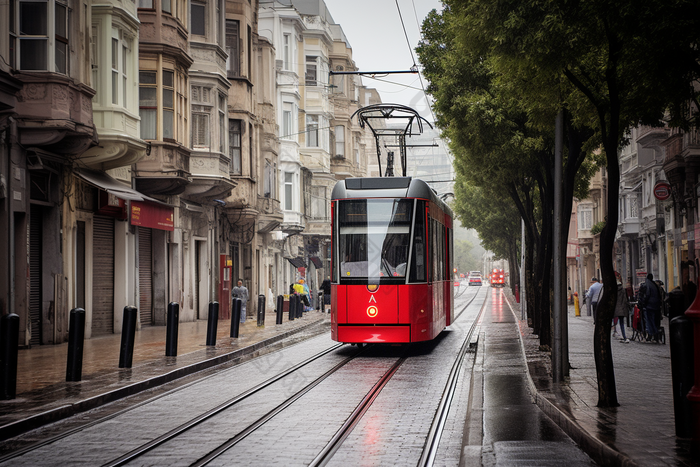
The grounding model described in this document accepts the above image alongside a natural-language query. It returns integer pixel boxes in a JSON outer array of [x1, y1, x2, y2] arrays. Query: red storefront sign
[[130, 200, 174, 231], [653, 181, 672, 201]]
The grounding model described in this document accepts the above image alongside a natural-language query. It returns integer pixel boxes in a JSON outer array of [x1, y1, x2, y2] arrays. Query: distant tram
[[330, 177, 454, 344], [490, 268, 505, 287]]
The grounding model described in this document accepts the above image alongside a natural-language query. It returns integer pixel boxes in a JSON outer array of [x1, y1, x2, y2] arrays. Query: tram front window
[[338, 199, 412, 279]]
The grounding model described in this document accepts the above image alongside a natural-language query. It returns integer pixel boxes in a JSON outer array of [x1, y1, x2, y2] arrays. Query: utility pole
[[553, 110, 564, 383]]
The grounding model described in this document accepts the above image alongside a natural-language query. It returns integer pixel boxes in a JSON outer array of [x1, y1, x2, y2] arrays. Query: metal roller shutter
[[29, 205, 42, 346], [139, 227, 153, 325], [92, 216, 115, 335]]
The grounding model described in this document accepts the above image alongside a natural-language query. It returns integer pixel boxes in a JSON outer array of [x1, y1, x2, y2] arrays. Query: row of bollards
[[0, 294, 304, 399]]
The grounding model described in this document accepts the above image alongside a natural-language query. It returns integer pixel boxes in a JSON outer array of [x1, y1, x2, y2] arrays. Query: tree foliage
[[419, 0, 700, 406]]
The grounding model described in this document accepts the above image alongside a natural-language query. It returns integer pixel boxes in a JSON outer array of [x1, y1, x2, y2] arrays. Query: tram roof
[[331, 177, 451, 213]]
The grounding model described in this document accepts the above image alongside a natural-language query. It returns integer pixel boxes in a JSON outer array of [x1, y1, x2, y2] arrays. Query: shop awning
[[75, 168, 165, 204], [286, 257, 307, 268], [75, 168, 174, 231], [310, 256, 323, 269]]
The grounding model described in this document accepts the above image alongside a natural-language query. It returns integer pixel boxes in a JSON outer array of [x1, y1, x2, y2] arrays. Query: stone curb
[[501, 293, 638, 467], [0, 317, 327, 441]]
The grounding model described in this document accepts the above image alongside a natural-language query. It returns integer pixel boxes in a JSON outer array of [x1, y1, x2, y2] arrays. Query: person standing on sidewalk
[[614, 278, 630, 343], [232, 279, 249, 324], [639, 273, 661, 342]]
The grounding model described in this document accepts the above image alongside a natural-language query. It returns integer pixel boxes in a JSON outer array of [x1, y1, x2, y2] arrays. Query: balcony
[[133, 141, 191, 196], [637, 125, 670, 150], [15, 72, 97, 156]]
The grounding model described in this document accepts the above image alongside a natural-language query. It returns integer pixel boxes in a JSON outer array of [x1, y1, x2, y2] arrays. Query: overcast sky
[[323, 0, 443, 123]]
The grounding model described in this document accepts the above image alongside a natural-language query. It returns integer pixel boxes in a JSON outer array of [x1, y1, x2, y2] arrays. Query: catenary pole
[[553, 110, 564, 383]]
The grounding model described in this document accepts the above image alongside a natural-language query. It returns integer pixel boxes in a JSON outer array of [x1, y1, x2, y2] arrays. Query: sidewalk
[[0, 310, 330, 441], [504, 292, 698, 466]]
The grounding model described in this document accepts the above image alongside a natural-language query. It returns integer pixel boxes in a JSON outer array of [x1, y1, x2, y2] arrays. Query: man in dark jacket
[[640, 273, 661, 342]]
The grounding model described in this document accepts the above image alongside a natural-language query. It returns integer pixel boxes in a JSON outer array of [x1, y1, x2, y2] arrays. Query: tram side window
[[409, 201, 427, 282]]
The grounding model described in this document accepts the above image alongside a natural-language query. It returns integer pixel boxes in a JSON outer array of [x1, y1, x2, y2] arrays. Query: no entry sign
[[653, 181, 671, 201]]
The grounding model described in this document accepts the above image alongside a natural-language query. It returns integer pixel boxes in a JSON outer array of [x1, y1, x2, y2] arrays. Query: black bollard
[[165, 302, 179, 357], [289, 294, 296, 321], [230, 298, 241, 338], [119, 306, 138, 368], [296, 294, 303, 318], [0, 313, 20, 399], [206, 302, 219, 346], [276, 295, 284, 325], [66, 308, 86, 382], [670, 315, 695, 437], [257, 295, 265, 327]]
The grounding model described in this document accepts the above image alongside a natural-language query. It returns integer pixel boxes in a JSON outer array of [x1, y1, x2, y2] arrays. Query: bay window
[[15, 0, 69, 74]]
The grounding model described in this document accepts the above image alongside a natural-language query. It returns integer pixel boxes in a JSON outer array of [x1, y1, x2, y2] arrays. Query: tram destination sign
[[654, 181, 671, 201]]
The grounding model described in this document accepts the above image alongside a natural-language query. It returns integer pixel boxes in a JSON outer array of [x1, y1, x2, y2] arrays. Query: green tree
[[418, 6, 595, 349], [428, 0, 700, 407]]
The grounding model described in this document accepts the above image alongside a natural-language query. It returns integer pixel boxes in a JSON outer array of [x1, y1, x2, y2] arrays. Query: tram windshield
[[337, 199, 413, 279]]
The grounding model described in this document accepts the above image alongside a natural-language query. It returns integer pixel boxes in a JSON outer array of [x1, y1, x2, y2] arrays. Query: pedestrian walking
[[613, 279, 630, 343], [638, 273, 661, 342], [232, 279, 249, 324], [586, 277, 603, 323], [321, 276, 331, 307]]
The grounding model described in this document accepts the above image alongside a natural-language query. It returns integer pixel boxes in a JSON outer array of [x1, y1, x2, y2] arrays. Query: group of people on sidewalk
[[584, 272, 666, 344]]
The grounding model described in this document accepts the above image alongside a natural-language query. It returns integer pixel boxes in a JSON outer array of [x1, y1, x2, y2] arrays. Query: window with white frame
[[284, 172, 294, 210], [191, 85, 211, 150], [579, 206, 593, 231], [334, 125, 345, 158], [306, 115, 318, 147], [311, 186, 327, 219], [283, 34, 291, 71], [229, 119, 242, 174], [162, 0, 171, 14], [305, 56, 317, 86], [15, 0, 69, 73], [109, 29, 132, 108], [354, 136, 360, 164], [225, 20, 240, 77], [282, 103, 294, 140], [191, 1, 205, 36], [628, 194, 638, 219]]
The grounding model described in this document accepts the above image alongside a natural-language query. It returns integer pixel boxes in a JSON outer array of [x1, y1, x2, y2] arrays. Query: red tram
[[330, 177, 454, 344], [490, 268, 505, 287]]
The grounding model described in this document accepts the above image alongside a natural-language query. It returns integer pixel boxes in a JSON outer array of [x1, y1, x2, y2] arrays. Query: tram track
[[0, 288, 487, 466], [120, 289, 486, 466], [191, 287, 486, 467]]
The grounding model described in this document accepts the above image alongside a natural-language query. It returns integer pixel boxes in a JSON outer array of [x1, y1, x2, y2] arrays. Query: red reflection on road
[[492, 288, 504, 321]]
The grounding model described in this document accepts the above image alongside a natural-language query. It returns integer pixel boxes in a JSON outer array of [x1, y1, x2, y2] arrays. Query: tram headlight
[[367, 306, 378, 318]]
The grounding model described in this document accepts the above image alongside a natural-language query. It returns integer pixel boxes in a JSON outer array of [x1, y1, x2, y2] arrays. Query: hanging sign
[[653, 182, 671, 201]]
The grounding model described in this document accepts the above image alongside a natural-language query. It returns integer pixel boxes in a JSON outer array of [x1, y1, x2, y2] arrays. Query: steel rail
[[192, 349, 371, 466], [417, 287, 488, 467], [101, 343, 346, 467], [308, 356, 407, 467]]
